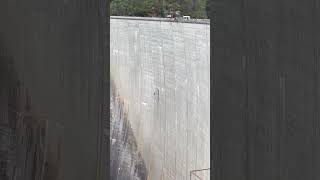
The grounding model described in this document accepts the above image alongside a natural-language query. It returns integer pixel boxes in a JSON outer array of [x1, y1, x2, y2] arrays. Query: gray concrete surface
[[0, 1, 109, 179], [211, 1, 320, 180], [110, 17, 210, 180], [110, 80, 148, 180]]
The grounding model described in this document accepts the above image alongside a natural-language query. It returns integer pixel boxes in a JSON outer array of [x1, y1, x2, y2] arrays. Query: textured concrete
[[211, 1, 320, 180], [110, 17, 210, 180], [110, 80, 147, 180], [0, 0, 109, 179]]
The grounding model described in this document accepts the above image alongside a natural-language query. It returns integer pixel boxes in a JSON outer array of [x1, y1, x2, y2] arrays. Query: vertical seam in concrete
[[312, 1, 318, 179], [240, 0, 250, 179], [182, 21, 189, 180], [279, 74, 286, 180]]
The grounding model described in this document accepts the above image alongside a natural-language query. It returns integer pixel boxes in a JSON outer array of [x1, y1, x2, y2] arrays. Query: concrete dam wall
[[110, 17, 210, 180]]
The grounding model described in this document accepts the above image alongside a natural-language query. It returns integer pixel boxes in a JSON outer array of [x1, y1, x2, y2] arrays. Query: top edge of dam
[[110, 16, 210, 24]]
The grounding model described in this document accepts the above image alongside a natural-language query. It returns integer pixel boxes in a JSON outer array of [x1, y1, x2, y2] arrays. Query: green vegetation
[[110, 0, 209, 19]]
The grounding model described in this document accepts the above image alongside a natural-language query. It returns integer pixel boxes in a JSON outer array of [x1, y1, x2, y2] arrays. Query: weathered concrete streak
[[110, 80, 147, 180], [111, 18, 210, 180]]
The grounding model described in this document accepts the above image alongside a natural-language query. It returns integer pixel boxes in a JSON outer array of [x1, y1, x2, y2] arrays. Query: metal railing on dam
[[110, 16, 210, 24], [110, 17, 210, 180]]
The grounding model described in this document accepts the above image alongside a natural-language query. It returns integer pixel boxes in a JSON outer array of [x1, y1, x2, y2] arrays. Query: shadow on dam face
[[0, 52, 65, 180], [110, 80, 148, 180]]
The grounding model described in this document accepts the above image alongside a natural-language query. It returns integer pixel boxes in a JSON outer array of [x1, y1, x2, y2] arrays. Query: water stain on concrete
[[110, 80, 148, 180]]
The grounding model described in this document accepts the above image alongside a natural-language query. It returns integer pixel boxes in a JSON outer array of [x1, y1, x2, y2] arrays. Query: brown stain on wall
[[110, 79, 148, 180]]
